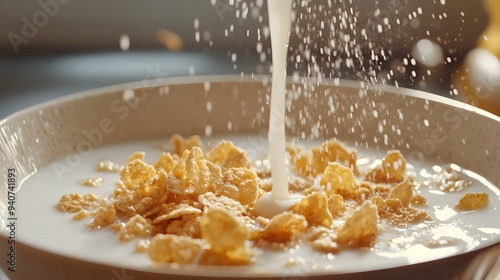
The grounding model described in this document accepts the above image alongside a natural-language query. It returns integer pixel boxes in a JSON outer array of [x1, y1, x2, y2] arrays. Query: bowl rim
[[1, 74, 499, 125]]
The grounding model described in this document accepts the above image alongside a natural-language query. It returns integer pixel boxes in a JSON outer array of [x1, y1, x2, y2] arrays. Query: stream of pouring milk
[[254, 0, 302, 218]]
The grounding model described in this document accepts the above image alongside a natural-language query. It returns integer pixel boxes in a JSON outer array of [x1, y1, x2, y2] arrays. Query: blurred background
[[1, 0, 499, 118]]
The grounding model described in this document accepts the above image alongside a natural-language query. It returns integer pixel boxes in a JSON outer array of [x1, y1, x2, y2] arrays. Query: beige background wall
[[0, 0, 489, 55]]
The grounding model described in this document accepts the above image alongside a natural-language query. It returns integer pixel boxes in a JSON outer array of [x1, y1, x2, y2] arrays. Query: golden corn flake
[[135, 197, 161, 217], [136, 239, 150, 253], [207, 140, 251, 169], [287, 140, 359, 177], [89, 203, 117, 229], [288, 175, 314, 193], [154, 152, 177, 173], [119, 214, 153, 241], [198, 192, 246, 217], [143, 169, 169, 199], [327, 194, 346, 218], [169, 147, 221, 197], [337, 201, 379, 248], [412, 194, 428, 206], [302, 186, 323, 196], [257, 211, 307, 244], [320, 162, 360, 200], [200, 209, 248, 253], [259, 179, 273, 193], [164, 174, 194, 196], [365, 150, 406, 184], [72, 210, 90, 221], [371, 196, 430, 226], [312, 140, 359, 176], [200, 209, 254, 265], [164, 192, 196, 206], [109, 222, 124, 233], [148, 233, 204, 264], [120, 159, 156, 190], [170, 134, 201, 156], [308, 226, 339, 253], [254, 165, 272, 179], [56, 193, 106, 213], [113, 182, 143, 217], [127, 151, 145, 163], [153, 203, 202, 224], [359, 181, 390, 198], [214, 167, 259, 206], [387, 178, 413, 207], [291, 192, 333, 228], [286, 144, 312, 177], [165, 214, 202, 238], [455, 192, 489, 211]]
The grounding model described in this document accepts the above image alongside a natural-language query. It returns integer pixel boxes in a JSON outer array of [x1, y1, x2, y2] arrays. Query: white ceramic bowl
[[0, 75, 499, 280]]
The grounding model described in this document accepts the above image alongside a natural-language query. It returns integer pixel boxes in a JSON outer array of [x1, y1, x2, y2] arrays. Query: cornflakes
[[287, 140, 359, 177], [371, 196, 430, 226], [308, 226, 339, 253], [72, 210, 90, 221], [327, 194, 346, 218], [312, 140, 359, 175], [165, 214, 201, 238], [286, 144, 312, 176], [154, 152, 177, 173], [214, 167, 259, 206], [365, 150, 406, 184], [169, 147, 221, 197], [412, 194, 428, 206], [320, 162, 360, 200], [256, 211, 308, 243], [336, 201, 379, 247], [127, 151, 145, 163], [200, 209, 248, 253], [200, 209, 254, 265], [291, 192, 333, 228], [120, 159, 156, 191], [207, 140, 251, 169], [198, 192, 246, 217], [455, 192, 489, 211], [152, 203, 201, 224], [58, 136, 492, 268], [136, 239, 150, 253], [170, 134, 201, 156], [113, 182, 143, 217], [288, 175, 314, 192], [148, 234, 204, 264], [89, 203, 117, 229], [387, 178, 413, 207], [119, 214, 153, 241], [56, 193, 105, 213]]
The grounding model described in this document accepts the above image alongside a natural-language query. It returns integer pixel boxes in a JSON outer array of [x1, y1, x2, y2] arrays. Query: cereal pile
[[56, 134, 489, 266]]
